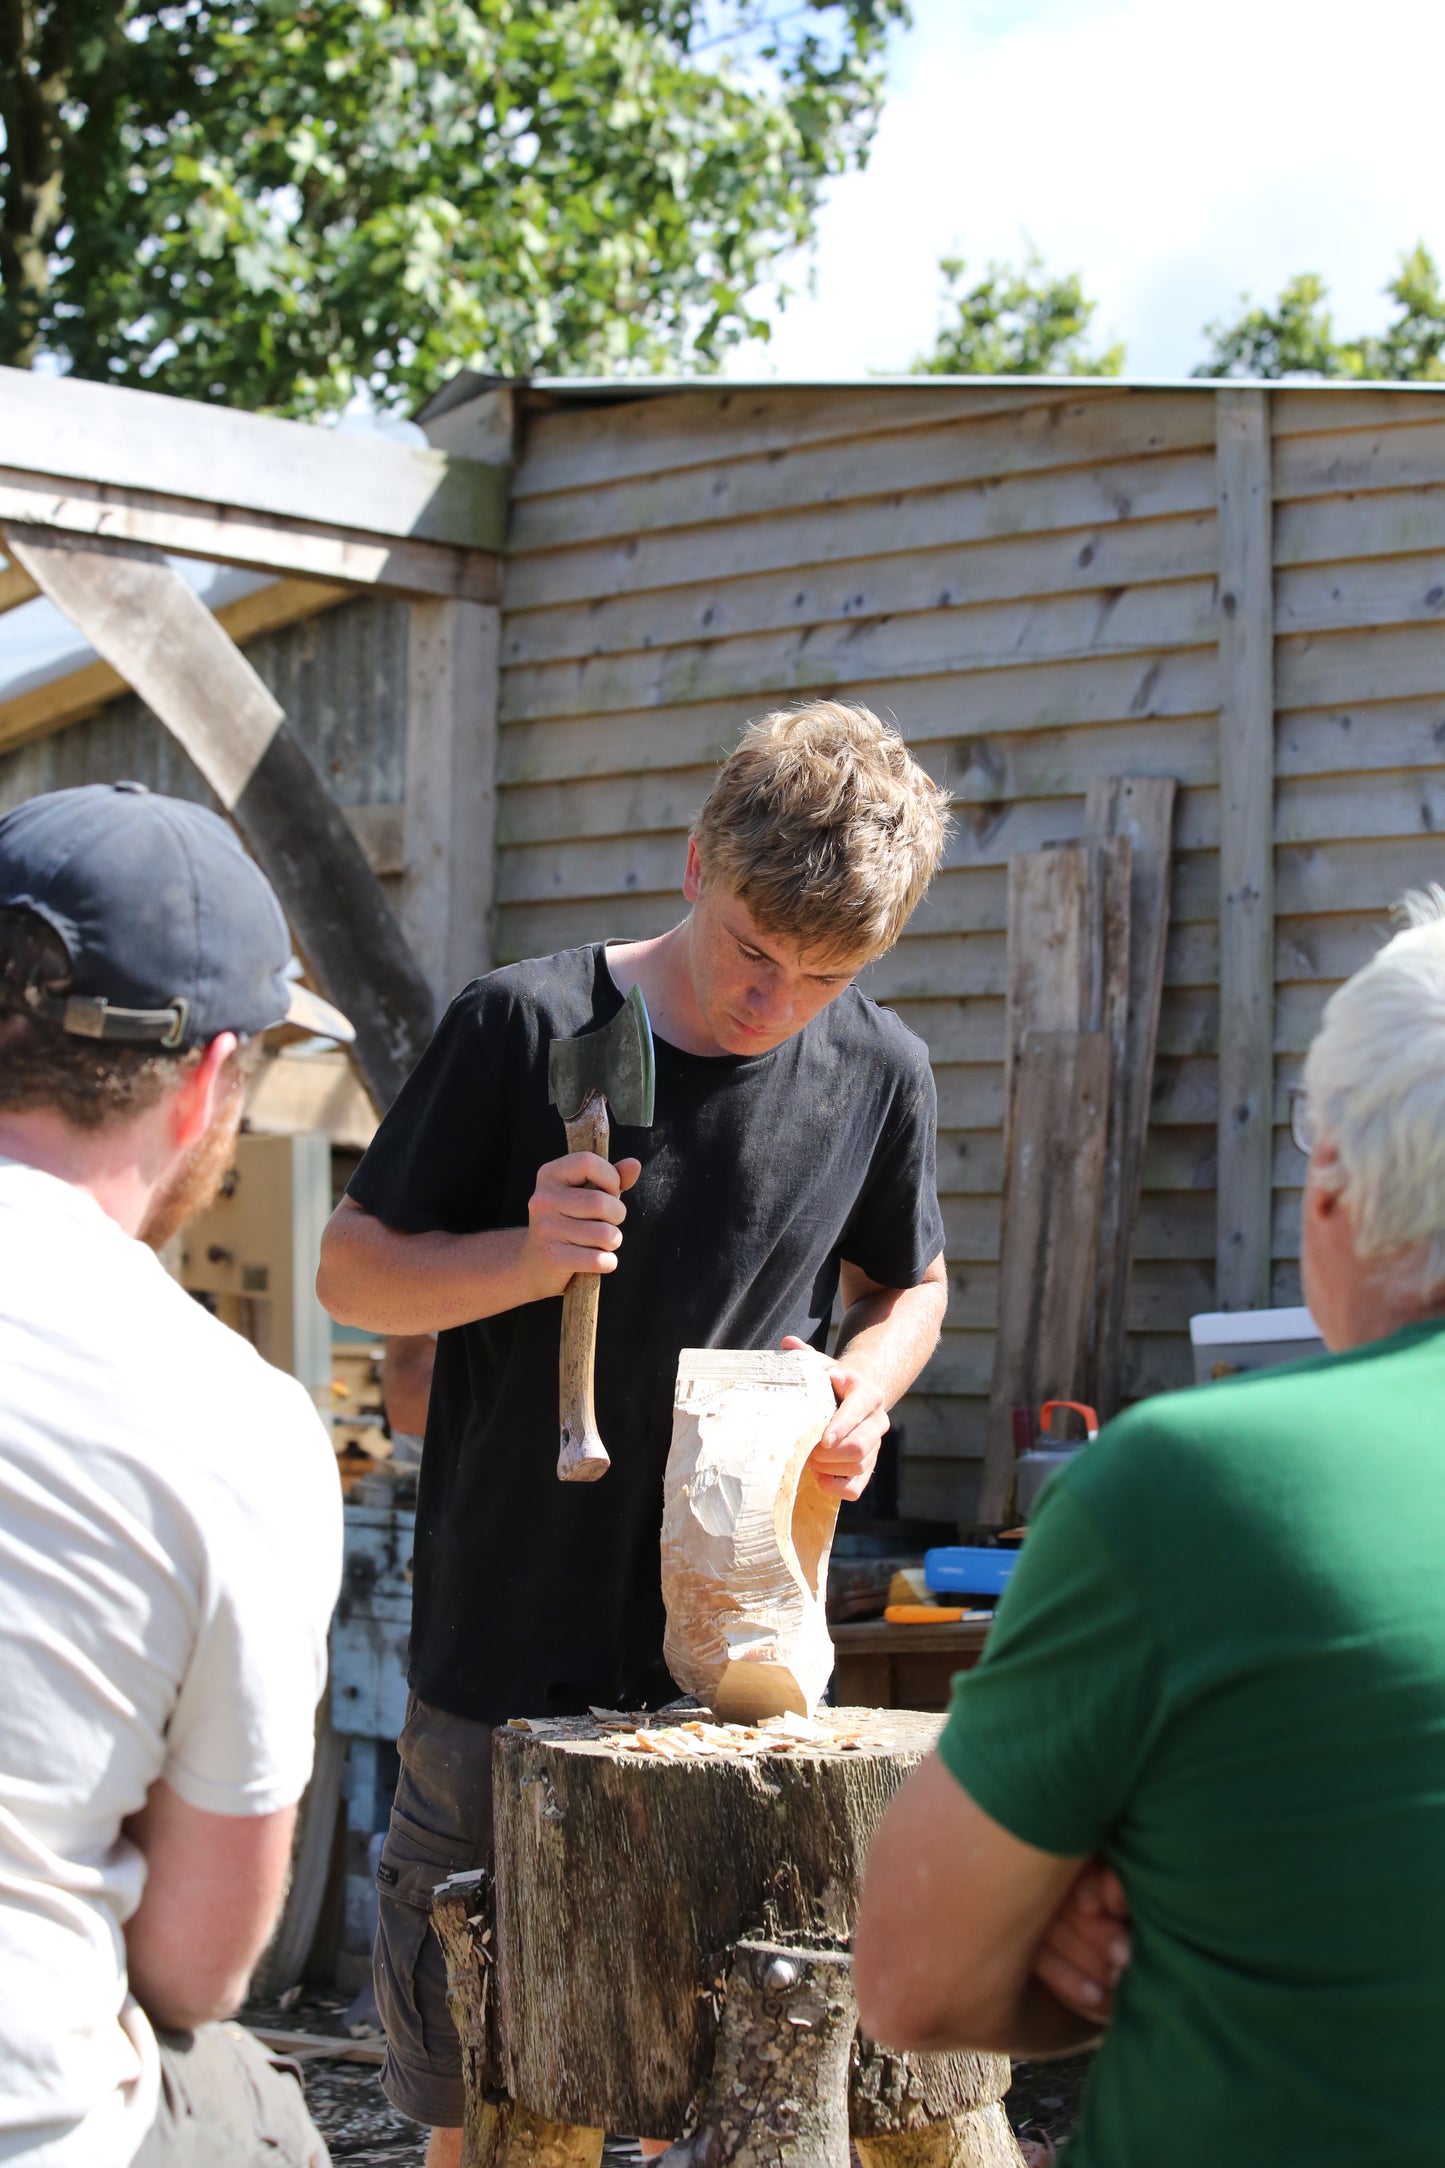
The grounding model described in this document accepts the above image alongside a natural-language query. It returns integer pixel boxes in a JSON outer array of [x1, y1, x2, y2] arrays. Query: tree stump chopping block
[[485, 1709, 1021, 2162]]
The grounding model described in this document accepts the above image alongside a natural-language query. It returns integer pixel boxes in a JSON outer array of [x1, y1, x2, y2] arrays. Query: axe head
[[548, 982, 656, 1128]]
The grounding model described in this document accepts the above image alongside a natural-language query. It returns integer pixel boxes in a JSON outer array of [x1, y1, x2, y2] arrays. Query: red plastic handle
[[1040, 1399, 1099, 1441]]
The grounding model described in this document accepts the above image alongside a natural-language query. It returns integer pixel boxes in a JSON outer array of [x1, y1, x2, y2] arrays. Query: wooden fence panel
[[497, 379, 1445, 1525]]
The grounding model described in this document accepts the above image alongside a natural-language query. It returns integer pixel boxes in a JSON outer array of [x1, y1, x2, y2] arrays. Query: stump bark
[[657, 1939, 856, 2168], [851, 2035, 1026, 2167], [490, 1709, 1017, 2155]]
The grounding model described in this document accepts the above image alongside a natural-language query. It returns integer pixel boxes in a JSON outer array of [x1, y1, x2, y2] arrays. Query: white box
[[1189, 1306, 1325, 1384]]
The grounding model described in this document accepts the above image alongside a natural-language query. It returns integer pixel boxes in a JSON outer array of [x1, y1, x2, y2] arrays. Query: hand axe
[[547, 983, 656, 1481]]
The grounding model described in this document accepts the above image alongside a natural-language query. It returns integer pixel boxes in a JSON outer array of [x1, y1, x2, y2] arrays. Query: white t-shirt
[[0, 1160, 343, 2165]]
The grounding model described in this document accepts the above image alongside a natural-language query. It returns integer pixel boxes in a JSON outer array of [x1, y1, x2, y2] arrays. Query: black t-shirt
[[347, 943, 943, 1722]]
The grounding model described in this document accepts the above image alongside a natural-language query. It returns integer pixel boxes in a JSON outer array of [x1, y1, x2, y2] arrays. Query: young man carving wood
[[316, 702, 953, 2160]]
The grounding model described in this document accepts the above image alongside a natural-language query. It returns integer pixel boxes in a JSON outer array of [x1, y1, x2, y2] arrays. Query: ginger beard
[[139, 1072, 247, 1253]]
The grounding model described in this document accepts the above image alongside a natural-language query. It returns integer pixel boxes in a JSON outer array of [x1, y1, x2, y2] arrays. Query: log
[[490, 1709, 1014, 2148], [661, 1350, 839, 1720], [432, 1870, 602, 2168]]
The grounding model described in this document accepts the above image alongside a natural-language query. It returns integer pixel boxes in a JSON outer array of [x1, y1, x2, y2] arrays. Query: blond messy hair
[[692, 701, 953, 963]]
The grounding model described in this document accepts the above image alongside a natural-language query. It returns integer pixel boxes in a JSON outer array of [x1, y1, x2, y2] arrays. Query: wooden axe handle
[[557, 1089, 611, 1483]]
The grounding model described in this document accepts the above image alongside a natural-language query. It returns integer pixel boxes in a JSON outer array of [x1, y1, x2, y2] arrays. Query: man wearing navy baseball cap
[[0, 784, 350, 2166]]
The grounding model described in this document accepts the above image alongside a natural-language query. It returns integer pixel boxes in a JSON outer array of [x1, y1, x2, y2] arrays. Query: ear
[[168, 1034, 240, 1152], [683, 835, 703, 904], [1306, 1142, 1343, 1222]]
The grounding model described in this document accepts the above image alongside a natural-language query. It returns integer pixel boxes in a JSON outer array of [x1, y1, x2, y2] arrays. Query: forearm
[[317, 1209, 542, 1334], [834, 1272, 947, 1404]]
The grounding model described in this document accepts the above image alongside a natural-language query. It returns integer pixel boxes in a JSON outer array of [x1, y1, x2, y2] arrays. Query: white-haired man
[[856, 895, 1445, 2167]]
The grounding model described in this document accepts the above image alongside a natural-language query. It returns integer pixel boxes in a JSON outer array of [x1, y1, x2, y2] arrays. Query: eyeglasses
[[1288, 1087, 1315, 1157]]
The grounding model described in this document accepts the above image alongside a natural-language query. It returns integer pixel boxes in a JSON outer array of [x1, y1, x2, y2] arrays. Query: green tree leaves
[[913, 247, 1124, 379], [1197, 245, 1445, 381], [3, 0, 906, 412]]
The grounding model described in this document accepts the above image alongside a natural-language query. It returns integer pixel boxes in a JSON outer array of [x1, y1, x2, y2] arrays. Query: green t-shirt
[[939, 1320, 1445, 2168]]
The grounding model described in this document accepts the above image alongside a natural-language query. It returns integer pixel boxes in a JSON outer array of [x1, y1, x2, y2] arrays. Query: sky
[[6, 0, 1443, 692], [726, 0, 1445, 380]]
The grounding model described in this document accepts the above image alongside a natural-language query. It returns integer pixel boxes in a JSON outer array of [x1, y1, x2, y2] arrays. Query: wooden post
[[1, 525, 435, 1112], [980, 1031, 1111, 1525], [1214, 389, 1276, 1311], [402, 598, 500, 1019], [1084, 778, 1178, 1416]]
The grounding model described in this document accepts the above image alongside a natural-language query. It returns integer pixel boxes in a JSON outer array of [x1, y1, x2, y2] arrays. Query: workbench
[[831, 1616, 992, 1712]]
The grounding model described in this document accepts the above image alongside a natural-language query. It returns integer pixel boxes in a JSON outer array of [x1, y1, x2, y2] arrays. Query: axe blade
[[548, 982, 656, 1127]]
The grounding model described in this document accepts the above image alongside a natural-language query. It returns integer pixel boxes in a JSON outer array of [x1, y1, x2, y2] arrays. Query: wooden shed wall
[[496, 379, 1445, 1525], [0, 594, 410, 901]]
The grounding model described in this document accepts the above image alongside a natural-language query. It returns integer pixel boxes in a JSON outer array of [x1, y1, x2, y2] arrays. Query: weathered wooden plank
[[401, 599, 500, 1017], [948, 1258, 1222, 1335], [916, 1329, 1001, 1398], [898, 1452, 983, 1524], [1001, 845, 1106, 1136], [344, 801, 405, 877], [501, 513, 1219, 670], [503, 453, 1218, 613], [1271, 387, 1445, 438], [501, 712, 1211, 852], [1276, 835, 1445, 915], [493, 849, 1221, 962], [1275, 909, 1393, 984], [980, 1030, 1111, 1522], [4, 527, 434, 1111], [1275, 552, 1445, 638], [933, 1118, 1315, 1203], [1214, 388, 1275, 1310], [497, 579, 1219, 727], [514, 381, 1163, 499], [1274, 420, 1445, 505], [0, 576, 350, 757], [495, 892, 680, 963], [935, 1049, 1218, 1136], [510, 395, 1220, 554], [1277, 622, 1445, 711], [0, 365, 508, 551], [1275, 485, 1445, 569], [862, 914, 1220, 1006], [0, 469, 499, 601], [496, 651, 1218, 787], [895, 978, 1215, 1071], [0, 558, 38, 614], [495, 788, 1216, 907], [1276, 769, 1445, 846], [1086, 777, 1178, 1414], [1277, 693, 1445, 780]]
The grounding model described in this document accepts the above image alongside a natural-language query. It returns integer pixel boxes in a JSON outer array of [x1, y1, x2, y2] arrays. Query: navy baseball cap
[[0, 783, 353, 1050]]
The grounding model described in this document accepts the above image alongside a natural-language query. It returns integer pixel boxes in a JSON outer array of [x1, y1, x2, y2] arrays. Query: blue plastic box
[[924, 1545, 1018, 1598]]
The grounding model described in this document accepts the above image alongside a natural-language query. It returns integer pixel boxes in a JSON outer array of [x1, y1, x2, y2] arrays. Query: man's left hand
[[780, 1335, 889, 1500]]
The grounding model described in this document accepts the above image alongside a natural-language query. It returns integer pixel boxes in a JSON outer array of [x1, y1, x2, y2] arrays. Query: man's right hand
[[1032, 1858, 1131, 2025], [523, 1152, 642, 1299]]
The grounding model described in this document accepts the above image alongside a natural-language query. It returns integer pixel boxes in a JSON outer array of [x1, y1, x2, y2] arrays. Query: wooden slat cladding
[[497, 379, 1445, 1528]]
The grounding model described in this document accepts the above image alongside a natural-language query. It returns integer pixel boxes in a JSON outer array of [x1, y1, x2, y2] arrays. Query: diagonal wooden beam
[[0, 577, 351, 757], [0, 557, 39, 615], [3, 524, 434, 1110]]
